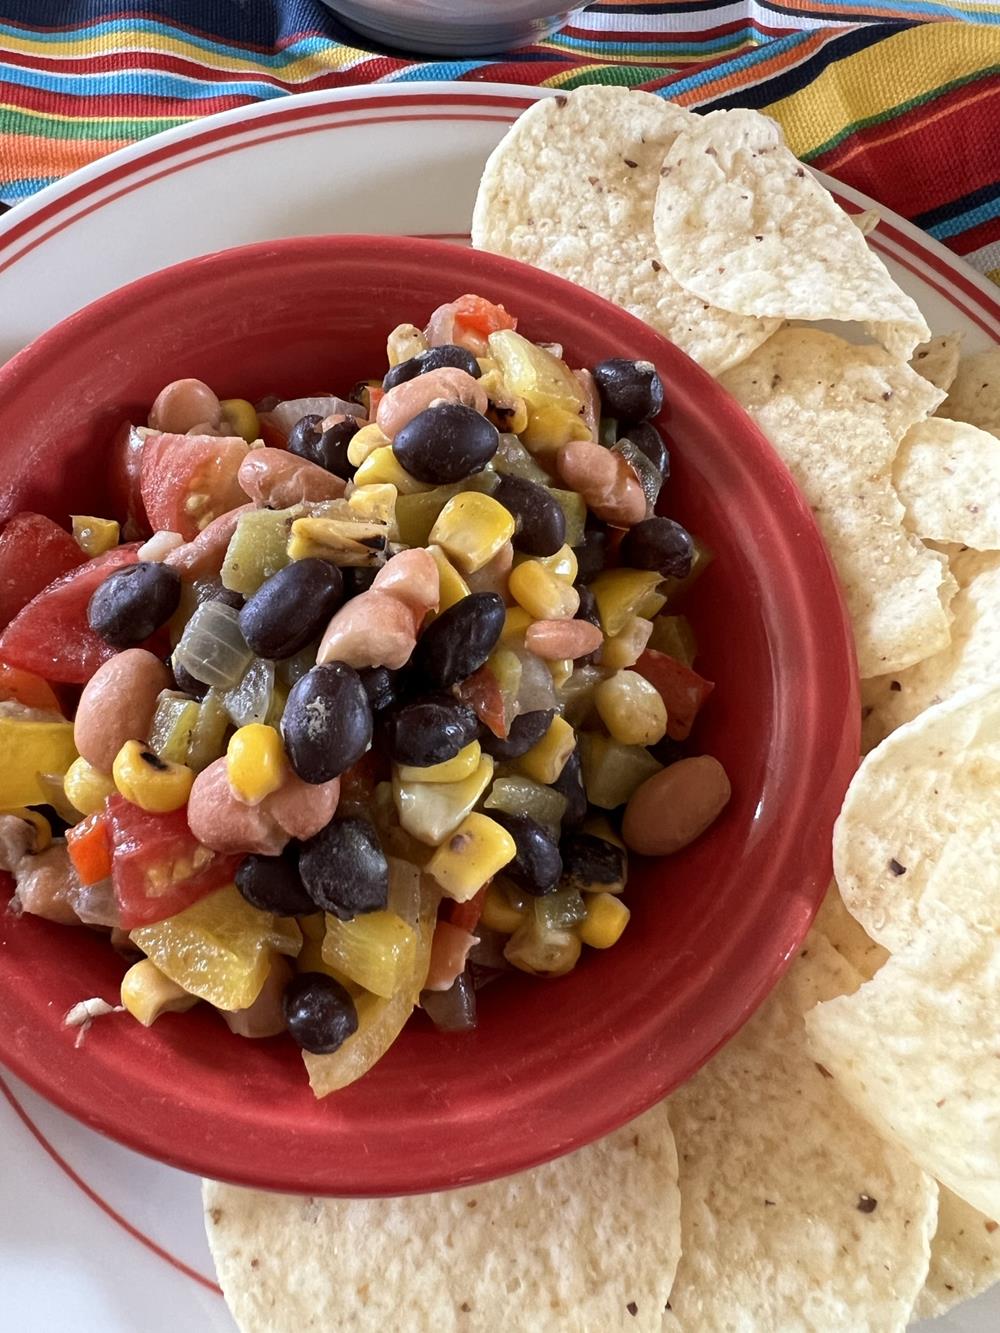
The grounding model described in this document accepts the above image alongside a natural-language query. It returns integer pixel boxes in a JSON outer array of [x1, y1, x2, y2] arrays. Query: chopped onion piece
[[173, 601, 252, 690]]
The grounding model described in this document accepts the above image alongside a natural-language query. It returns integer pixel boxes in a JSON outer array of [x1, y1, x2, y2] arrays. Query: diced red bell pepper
[[140, 432, 249, 542], [446, 885, 487, 933], [0, 661, 62, 712], [456, 664, 507, 739], [0, 544, 141, 684], [451, 295, 517, 338], [0, 512, 86, 628], [67, 812, 113, 886], [105, 794, 241, 930], [634, 648, 715, 742]]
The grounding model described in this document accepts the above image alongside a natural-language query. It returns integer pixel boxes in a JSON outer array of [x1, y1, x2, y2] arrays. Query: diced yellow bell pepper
[[427, 812, 516, 903], [487, 330, 591, 452], [321, 910, 416, 999], [590, 568, 665, 637], [428, 493, 516, 574], [397, 740, 481, 785], [71, 515, 120, 557], [0, 717, 77, 809], [353, 445, 432, 495], [515, 714, 576, 785]]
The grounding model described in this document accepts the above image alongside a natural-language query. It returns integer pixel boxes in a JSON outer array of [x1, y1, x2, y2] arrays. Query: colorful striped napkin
[[0, 2, 998, 283]]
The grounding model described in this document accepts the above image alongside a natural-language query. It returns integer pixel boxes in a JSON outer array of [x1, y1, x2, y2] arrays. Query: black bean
[[572, 519, 609, 584], [341, 565, 379, 598], [551, 748, 587, 827], [649, 735, 685, 768], [383, 694, 480, 767], [480, 708, 555, 761], [287, 414, 360, 479], [235, 850, 315, 916], [239, 559, 344, 660], [491, 475, 566, 557], [592, 358, 664, 425], [358, 665, 400, 714], [284, 973, 359, 1054], [411, 592, 505, 690], [383, 343, 481, 391], [298, 816, 389, 920], [87, 562, 181, 648], [171, 657, 208, 699], [560, 832, 626, 894], [620, 517, 693, 580], [281, 662, 373, 783], [489, 812, 563, 895], [197, 580, 244, 611], [620, 420, 670, 479], [575, 584, 601, 631], [392, 403, 498, 484]]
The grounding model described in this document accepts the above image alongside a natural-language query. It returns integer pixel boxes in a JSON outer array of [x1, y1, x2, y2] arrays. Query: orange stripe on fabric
[[666, 30, 833, 105], [5, 131, 133, 176]]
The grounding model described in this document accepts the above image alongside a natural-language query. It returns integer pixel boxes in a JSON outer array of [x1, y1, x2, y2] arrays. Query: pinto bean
[[371, 547, 441, 619], [164, 503, 254, 578], [317, 591, 418, 671], [187, 757, 340, 855], [525, 619, 603, 661], [148, 379, 223, 435], [376, 367, 488, 440], [238, 447, 346, 508], [556, 440, 646, 528], [622, 756, 731, 856], [74, 649, 171, 773]]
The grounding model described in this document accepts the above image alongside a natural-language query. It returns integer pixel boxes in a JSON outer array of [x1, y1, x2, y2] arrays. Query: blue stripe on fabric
[[0, 63, 300, 99], [1, 176, 58, 203]]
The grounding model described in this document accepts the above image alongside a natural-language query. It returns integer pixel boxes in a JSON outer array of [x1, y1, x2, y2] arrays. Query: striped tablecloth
[[0, 2, 998, 285]]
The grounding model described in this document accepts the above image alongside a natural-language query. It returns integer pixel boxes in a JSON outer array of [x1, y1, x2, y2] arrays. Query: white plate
[[0, 83, 997, 1333]]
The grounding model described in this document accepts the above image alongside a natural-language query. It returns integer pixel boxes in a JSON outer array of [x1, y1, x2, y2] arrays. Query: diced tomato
[[366, 386, 384, 419], [140, 432, 249, 542], [446, 885, 486, 933], [0, 513, 86, 628], [67, 812, 113, 886], [425, 920, 479, 992], [0, 544, 141, 684], [634, 648, 715, 742], [105, 794, 241, 930], [107, 419, 151, 538], [451, 295, 517, 338], [258, 417, 290, 450], [456, 664, 507, 739], [0, 661, 62, 712]]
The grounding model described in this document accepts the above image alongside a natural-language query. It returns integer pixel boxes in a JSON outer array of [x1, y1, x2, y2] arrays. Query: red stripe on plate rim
[[0, 1073, 222, 1296]]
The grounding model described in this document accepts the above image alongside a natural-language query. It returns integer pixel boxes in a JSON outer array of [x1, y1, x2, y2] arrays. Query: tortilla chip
[[938, 348, 1000, 438], [651, 109, 929, 358], [471, 88, 778, 376], [204, 1101, 681, 1333], [668, 931, 936, 1331], [910, 332, 963, 392], [805, 901, 1000, 1220], [834, 682, 1000, 950], [719, 328, 952, 676], [860, 549, 1000, 750], [813, 881, 889, 981], [916, 1187, 1000, 1319], [893, 417, 1000, 549]]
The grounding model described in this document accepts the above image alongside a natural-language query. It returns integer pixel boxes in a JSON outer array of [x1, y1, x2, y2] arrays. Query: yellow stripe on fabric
[[761, 21, 1000, 160], [0, 29, 370, 81]]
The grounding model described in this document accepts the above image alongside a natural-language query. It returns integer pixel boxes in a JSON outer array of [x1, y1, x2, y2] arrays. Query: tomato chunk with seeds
[[451, 295, 516, 338], [0, 513, 85, 628], [634, 648, 714, 742], [140, 433, 249, 542], [0, 544, 141, 683], [456, 664, 506, 739], [106, 794, 241, 929]]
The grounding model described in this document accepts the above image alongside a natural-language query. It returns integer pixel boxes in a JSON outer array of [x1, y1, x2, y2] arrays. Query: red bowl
[[0, 236, 858, 1194]]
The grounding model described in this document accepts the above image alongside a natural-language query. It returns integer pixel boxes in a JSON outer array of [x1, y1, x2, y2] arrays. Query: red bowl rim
[[0, 235, 859, 1194]]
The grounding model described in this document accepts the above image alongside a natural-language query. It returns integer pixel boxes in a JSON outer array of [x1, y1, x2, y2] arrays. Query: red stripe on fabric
[[948, 213, 1000, 258], [553, 18, 791, 43], [0, 79, 259, 115], [0, 11, 331, 57], [0, 45, 374, 86], [0, 1075, 223, 1296]]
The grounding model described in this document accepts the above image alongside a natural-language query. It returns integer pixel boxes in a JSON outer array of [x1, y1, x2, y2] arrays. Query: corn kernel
[[594, 670, 668, 746], [533, 544, 578, 584], [63, 755, 117, 816], [387, 322, 427, 366], [516, 714, 576, 784], [113, 740, 195, 813], [288, 516, 387, 566], [393, 756, 494, 846], [71, 515, 120, 557], [397, 741, 481, 785], [481, 880, 527, 934], [120, 959, 198, 1026], [347, 422, 391, 468], [581, 814, 626, 851], [219, 398, 260, 443], [547, 657, 574, 689], [427, 812, 516, 903], [590, 569, 665, 637], [426, 545, 471, 617], [429, 493, 516, 574], [1, 806, 52, 852], [508, 560, 580, 620], [227, 724, 285, 805], [348, 483, 397, 529], [579, 892, 630, 949], [600, 615, 654, 670], [354, 445, 432, 495], [500, 606, 533, 645]]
